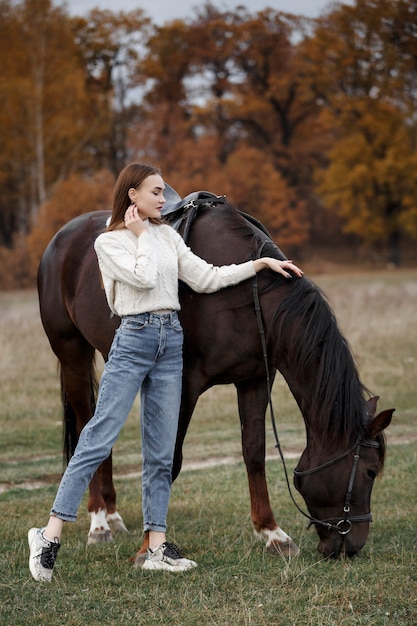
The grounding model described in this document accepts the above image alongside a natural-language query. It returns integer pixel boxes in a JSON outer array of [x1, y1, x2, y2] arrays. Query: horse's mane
[[270, 275, 370, 443]]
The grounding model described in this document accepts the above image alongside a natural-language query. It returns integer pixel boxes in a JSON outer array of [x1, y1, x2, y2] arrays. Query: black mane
[[271, 275, 369, 442]]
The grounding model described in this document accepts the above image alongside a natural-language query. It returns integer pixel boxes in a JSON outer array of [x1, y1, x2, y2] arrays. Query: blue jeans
[[51, 312, 184, 533]]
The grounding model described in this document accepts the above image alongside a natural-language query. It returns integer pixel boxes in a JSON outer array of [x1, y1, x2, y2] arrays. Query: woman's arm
[[174, 228, 303, 293]]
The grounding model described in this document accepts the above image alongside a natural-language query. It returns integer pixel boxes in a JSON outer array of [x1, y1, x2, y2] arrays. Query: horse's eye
[[367, 469, 377, 480]]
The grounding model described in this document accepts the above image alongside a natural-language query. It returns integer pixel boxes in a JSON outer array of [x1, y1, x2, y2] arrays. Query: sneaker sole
[[142, 559, 197, 572]]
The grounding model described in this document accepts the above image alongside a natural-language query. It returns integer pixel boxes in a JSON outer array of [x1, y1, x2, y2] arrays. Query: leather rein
[[251, 242, 378, 535]]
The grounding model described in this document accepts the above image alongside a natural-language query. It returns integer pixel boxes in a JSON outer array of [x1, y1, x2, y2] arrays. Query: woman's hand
[[253, 257, 303, 279], [124, 204, 148, 236]]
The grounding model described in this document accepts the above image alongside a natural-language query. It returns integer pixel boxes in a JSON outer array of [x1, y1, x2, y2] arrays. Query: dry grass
[[0, 269, 416, 487]]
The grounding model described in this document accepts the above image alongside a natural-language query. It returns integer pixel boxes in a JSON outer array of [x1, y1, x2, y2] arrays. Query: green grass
[[0, 270, 416, 625], [0, 447, 416, 625]]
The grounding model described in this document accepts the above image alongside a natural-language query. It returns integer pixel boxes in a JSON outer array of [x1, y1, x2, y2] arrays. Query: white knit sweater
[[94, 221, 256, 316]]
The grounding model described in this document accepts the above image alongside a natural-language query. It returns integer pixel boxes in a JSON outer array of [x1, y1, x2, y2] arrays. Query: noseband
[[293, 438, 380, 535]]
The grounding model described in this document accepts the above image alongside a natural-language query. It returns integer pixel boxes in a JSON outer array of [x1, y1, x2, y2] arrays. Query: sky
[[61, 0, 346, 23]]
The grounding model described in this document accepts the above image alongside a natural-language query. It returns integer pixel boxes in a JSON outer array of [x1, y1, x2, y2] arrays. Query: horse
[[37, 191, 394, 560]]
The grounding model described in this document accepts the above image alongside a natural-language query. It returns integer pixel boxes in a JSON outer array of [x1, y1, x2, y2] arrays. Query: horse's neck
[[276, 366, 313, 426], [274, 362, 334, 450]]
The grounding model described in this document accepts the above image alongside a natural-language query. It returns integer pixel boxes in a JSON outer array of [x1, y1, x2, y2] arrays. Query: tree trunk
[[387, 229, 401, 267]]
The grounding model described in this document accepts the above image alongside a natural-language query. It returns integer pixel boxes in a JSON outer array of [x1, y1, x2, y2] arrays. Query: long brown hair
[[106, 162, 163, 231]]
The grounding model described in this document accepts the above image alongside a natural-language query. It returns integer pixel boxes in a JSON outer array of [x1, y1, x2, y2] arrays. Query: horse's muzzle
[[317, 523, 369, 558]]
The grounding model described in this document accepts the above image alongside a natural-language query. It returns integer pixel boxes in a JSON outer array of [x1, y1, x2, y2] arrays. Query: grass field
[[0, 270, 416, 625]]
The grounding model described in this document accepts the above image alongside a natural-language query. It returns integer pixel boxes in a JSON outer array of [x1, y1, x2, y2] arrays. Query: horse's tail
[[60, 358, 99, 466]]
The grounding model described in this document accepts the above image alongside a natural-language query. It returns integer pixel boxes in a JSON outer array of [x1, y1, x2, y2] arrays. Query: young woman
[[28, 163, 303, 580]]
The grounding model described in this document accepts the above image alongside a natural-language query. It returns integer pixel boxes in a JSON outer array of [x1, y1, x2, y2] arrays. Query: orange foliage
[[2, 0, 417, 279], [223, 147, 309, 251], [162, 141, 309, 253], [27, 170, 114, 276]]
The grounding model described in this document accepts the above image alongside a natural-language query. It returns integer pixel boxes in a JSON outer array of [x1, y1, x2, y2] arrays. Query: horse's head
[[294, 397, 394, 558]]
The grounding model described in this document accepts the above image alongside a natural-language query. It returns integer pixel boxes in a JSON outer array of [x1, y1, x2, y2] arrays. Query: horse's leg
[[95, 450, 128, 538], [171, 381, 202, 481], [55, 335, 127, 543], [236, 378, 299, 557]]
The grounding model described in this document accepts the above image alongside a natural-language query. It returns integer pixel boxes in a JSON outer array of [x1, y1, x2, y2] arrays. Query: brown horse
[[37, 195, 393, 559]]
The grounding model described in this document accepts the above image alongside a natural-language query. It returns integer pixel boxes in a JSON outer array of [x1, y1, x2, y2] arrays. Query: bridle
[[293, 438, 379, 534], [251, 250, 380, 536]]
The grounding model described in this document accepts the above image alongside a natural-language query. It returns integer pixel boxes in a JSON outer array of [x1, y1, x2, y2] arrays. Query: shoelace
[[40, 539, 60, 569], [162, 542, 184, 558]]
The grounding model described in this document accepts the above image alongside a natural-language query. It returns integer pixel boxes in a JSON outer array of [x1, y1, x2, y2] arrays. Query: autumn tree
[[27, 170, 114, 273], [128, 17, 202, 179], [133, 4, 313, 246], [175, 3, 250, 164], [0, 1, 151, 251], [71, 8, 151, 176], [221, 146, 309, 250], [304, 0, 417, 264], [0, 0, 90, 244], [3, 0, 417, 287], [222, 9, 320, 245]]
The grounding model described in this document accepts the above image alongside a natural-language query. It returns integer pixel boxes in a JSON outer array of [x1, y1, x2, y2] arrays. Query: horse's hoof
[[106, 512, 129, 534], [266, 538, 300, 557], [132, 552, 147, 568], [87, 529, 114, 544]]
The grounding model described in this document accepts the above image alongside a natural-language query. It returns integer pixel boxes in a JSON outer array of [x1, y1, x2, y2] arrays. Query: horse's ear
[[366, 408, 395, 438], [366, 396, 379, 418]]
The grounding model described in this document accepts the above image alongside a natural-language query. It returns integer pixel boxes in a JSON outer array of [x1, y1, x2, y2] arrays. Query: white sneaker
[[142, 541, 197, 572], [28, 527, 60, 582]]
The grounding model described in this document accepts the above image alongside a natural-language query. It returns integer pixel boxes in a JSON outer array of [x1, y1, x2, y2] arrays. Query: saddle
[[162, 183, 272, 243], [161, 185, 226, 242]]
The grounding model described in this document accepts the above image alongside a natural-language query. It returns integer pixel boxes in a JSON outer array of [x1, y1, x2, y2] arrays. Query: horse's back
[[38, 211, 117, 357], [38, 211, 109, 293]]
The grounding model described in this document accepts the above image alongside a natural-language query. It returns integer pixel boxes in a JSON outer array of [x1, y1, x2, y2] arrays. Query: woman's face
[[130, 174, 166, 220]]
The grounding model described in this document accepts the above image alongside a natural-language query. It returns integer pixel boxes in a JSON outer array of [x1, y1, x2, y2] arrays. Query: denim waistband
[[122, 311, 178, 323]]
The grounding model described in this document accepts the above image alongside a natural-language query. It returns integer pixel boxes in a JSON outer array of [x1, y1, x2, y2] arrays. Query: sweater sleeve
[[94, 230, 158, 290], [174, 231, 256, 293]]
